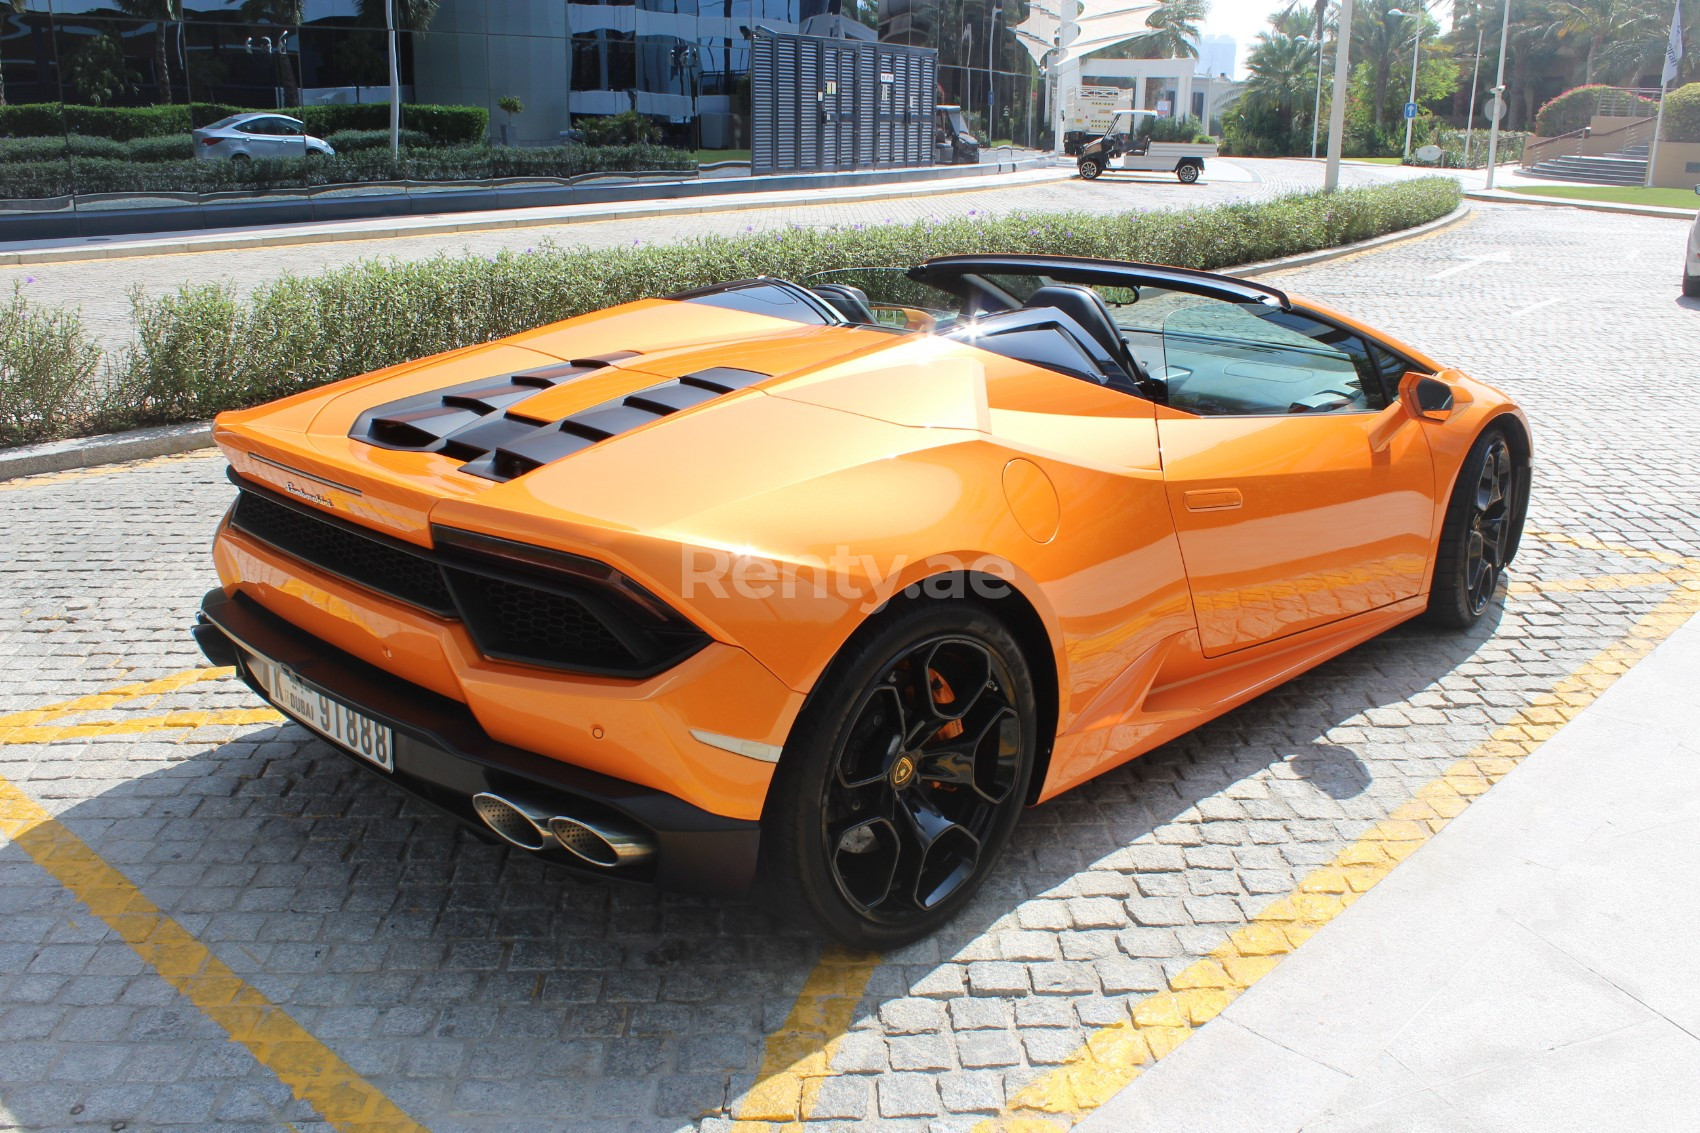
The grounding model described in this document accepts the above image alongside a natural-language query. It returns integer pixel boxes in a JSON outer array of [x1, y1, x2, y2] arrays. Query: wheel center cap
[[890, 754, 917, 789]]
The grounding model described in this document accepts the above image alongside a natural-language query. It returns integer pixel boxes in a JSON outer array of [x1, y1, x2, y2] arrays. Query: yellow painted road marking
[[0, 774, 427, 1133], [0, 449, 215, 492], [968, 582, 1700, 1131], [0, 666, 233, 729], [0, 707, 283, 744], [733, 947, 884, 1124]]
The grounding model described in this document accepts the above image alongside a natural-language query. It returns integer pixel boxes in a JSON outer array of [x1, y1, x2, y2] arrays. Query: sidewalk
[[1079, 610, 1700, 1133]]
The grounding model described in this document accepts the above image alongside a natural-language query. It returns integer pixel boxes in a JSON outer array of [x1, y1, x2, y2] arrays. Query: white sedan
[[192, 113, 334, 161], [1687, 186, 1700, 298]]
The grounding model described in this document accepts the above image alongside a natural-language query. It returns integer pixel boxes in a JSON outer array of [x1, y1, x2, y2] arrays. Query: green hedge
[[0, 286, 105, 447], [1662, 83, 1700, 142], [323, 128, 433, 152], [1534, 85, 1659, 136], [0, 134, 195, 164], [0, 101, 489, 146], [0, 143, 695, 198], [0, 178, 1462, 445]]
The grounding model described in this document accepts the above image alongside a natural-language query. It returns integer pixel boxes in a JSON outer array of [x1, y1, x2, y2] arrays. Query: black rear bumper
[[193, 588, 761, 895]]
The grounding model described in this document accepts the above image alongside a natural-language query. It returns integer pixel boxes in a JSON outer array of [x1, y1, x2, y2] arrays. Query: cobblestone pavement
[[2, 201, 1698, 1133], [0, 157, 1418, 354]]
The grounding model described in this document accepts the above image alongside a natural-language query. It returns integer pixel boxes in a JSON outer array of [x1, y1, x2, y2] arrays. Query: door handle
[[1183, 488, 1243, 512]]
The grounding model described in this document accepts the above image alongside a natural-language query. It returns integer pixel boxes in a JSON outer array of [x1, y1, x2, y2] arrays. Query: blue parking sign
[[1404, 102, 1418, 119]]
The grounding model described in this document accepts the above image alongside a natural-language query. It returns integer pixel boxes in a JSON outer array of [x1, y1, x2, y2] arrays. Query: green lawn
[[1505, 184, 1699, 210], [1347, 156, 1404, 165], [691, 148, 751, 164]]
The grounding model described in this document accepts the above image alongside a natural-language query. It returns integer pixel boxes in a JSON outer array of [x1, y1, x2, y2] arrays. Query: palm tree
[[0, 0, 24, 108], [1549, 0, 1653, 83], [114, 0, 181, 104], [1245, 30, 1317, 133], [1128, 0, 1208, 59], [1352, 0, 1436, 126]]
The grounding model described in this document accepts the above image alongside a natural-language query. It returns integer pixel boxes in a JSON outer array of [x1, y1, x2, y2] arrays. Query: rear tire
[[1684, 270, 1700, 298], [1079, 157, 1102, 180], [1425, 428, 1522, 629], [759, 600, 1038, 949], [1176, 162, 1200, 183]]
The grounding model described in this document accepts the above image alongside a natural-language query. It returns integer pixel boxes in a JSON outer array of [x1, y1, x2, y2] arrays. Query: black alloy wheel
[[1462, 433, 1514, 616], [761, 602, 1037, 947], [1428, 428, 1523, 628], [1177, 162, 1200, 183], [1079, 157, 1102, 180]]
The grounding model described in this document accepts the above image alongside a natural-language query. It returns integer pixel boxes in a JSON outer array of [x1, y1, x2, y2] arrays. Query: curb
[[1465, 188, 1696, 220], [1234, 201, 1473, 278], [0, 422, 213, 482], [0, 162, 1063, 267], [0, 201, 1475, 484]]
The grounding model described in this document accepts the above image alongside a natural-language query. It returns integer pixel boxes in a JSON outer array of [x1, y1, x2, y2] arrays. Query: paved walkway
[[1081, 607, 1700, 1133], [1, 157, 1428, 355]]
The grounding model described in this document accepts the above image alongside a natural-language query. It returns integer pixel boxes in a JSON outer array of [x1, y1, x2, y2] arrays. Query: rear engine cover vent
[[452, 365, 771, 479], [351, 353, 638, 458]]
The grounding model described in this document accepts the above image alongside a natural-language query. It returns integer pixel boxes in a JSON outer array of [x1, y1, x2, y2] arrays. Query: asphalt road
[[0, 199, 1696, 1133]]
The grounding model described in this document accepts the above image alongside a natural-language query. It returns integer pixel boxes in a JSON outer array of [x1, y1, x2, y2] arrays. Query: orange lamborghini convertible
[[194, 256, 1531, 946]]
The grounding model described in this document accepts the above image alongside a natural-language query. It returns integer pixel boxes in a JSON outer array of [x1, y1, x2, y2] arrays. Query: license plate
[[257, 658, 394, 771]]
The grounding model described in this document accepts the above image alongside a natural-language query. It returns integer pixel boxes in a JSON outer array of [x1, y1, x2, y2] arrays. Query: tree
[[114, 0, 182, 104], [1245, 31, 1318, 134], [1351, 0, 1440, 126], [1113, 0, 1208, 59], [1549, 0, 1656, 83], [66, 31, 138, 107]]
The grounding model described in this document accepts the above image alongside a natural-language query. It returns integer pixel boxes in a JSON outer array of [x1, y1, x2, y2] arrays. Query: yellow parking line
[[0, 707, 283, 744], [0, 450, 215, 492], [1527, 528, 1700, 568], [0, 666, 234, 730], [733, 947, 884, 1124], [970, 582, 1700, 1130], [0, 774, 428, 1133]]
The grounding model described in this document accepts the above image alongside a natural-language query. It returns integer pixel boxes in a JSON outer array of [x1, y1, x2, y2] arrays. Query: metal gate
[[751, 34, 937, 175]]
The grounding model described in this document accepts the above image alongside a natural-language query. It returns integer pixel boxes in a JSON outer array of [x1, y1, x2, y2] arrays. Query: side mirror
[[1693, 184, 1699, 196], [1399, 371, 1455, 420]]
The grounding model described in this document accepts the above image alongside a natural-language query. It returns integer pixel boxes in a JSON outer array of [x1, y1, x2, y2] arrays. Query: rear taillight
[[199, 137, 220, 146]]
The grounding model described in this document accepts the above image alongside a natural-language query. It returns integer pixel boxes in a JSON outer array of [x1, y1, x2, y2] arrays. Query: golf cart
[[934, 105, 981, 165], [1076, 109, 1217, 183]]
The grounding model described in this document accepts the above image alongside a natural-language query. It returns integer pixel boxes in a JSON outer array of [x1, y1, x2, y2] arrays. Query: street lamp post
[[1463, 25, 1484, 165], [1484, 0, 1511, 188], [1390, 2, 1424, 162], [987, 4, 1001, 144], [1310, 0, 1327, 159], [1324, 0, 1354, 189]]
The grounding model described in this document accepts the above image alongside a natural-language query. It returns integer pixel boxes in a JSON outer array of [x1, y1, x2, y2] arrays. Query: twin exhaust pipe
[[471, 791, 655, 868]]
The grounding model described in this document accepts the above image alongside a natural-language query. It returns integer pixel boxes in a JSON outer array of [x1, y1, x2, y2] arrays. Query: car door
[[1146, 295, 1436, 656]]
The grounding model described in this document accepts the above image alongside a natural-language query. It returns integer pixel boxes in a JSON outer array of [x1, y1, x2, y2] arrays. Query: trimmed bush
[[0, 286, 104, 447], [0, 144, 695, 199], [1662, 83, 1700, 142], [1534, 85, 1658, 136], [125, 134, 197, 162], [324, 128, 433, 152], [89, 178, 1462, 433]]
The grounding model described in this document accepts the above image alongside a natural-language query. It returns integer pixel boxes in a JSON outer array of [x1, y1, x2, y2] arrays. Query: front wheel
[[759, 601, 1038, 948], [1079, 157, 1102, 180], [1684, 270, 1700, 298], [1176, 162, 1200, 183], [1426, 428, 1523, 628]]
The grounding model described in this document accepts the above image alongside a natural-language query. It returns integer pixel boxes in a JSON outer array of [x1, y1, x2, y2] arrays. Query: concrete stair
[[1527, 145, 1648, 185]]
